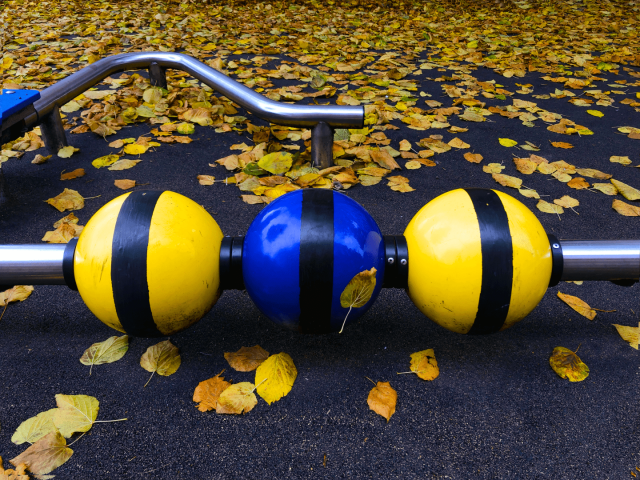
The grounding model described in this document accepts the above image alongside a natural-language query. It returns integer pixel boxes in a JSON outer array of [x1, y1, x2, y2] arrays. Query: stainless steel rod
[[0, 245, 66, 284], [24, 52, 364, 129], [560, 240, 640, 281]]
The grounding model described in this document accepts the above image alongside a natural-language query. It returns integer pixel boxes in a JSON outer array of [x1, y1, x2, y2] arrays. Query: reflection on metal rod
[[0, 245, 66, 285], [24, 52, 364, 129], [560, 240, 640, 281]]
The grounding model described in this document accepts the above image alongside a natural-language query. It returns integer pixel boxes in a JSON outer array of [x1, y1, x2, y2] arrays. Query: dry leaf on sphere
[[610, 156, 631, 165], [554, 196, 579, 209], [612, 323, 639, 350], [10, 430, 73, 475], [367, 381, 397, 422], [140, 340, 181, 387], [80, 335, 129, 375], [339, 267, 377, 333], [567, 177, 589, 190], [114, 179, 136, 190], [549, 347, 589, 382], [492, 173, 522, 189], [483, 163, 504, 174], [464, 152, 483, 163], [448, 137, 469, 149], [197, 175, 215, 185], [193, 373, 231, 412], [216, 382, 258, 414], [408, 349, 439, 381], [224, 345, 269, 372], [45, 189, 84, 212], [0, 285, 34, 308], [550, 142, 574, 149], [593, 183, 617, 196], [611, 179, 640, 201], [108, 159, 141, 171], [12, 409, 57, 445], [499, 138, 518, 147], [255, 353, 297, 405], [57, 146, 79, 158], [537, 200, 564, 215], [60, 168, 85, 181], [557, 292, 596, 320], [52, 394, 99, 438], [513, 158, 536, 174], [518, 188, 540, 199], [612, 199, 640, 216]]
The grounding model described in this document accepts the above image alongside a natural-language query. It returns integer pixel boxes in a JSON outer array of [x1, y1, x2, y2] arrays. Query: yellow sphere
[[74, 191, 223, 337], [404, 188, 551, 334]]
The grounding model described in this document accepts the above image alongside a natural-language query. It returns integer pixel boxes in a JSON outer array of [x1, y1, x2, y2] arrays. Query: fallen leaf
[[549, 346, 589, 382], [592, 183, 618, 195], [177, 122, 195, 135], [612, 199, 640, 216], [32, 154, 51, 164], [611, 179, 640, 200], [499, 138, 518, 147], [554, 195, 579, 208], [241, 195, 267, 204], [551, 141, 574, 149], [91, 154, 120, 169], [42, 223, 82, 243], [557, 292, 596, 320], [464, 152, 483, 163], [610, 155, 632, 165], [409, 349, 439, 381], [370, 149, 400, 170], [586, 110, 604, 117], [60, 168, 85, 181], [108, 159, 141, 171], [123, 144, 148, 155], [224, 345, 270, 372], [367, 381, 397, 422], [398, 139, 411, 151], [612, 323, 639, 350], [483, 163, 504, 174], [216, 382, 258, 415], [492, 173, 522, 189], [513, 158, 536, 174], [11, 409, 58, 445], [193, 374, 231, 412], [258, 151, 293, 174], [537, 200, 564, 214], [575, 168, 611, 180], [53, 394, 99, 437], [567, 177, 590, 189], [197, 175, 215, 185], [114, 179, 136, 190], [10, 430, 73, 475], [80, 335, 129, 375], [57, 146, 79, 158], [255, 353, 297, 405], [0, 285, 34, 307], [448, 137, 469, 149], [140, 340, 181, 387], [518, 188, 540, 199], [405, 160, 421, 169]]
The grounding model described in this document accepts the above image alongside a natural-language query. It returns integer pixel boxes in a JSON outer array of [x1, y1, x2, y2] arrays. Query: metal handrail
[[23, 52, 364, 129]]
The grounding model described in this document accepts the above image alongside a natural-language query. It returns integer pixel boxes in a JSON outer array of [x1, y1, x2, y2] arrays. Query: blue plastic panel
[[0, 89, 41, 124]]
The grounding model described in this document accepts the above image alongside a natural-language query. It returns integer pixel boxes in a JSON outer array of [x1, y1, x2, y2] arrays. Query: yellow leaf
[[197, 175, 215, 185], [575, 168, 611, 180], [114, 179, 136, 190], [612, 199, 640, 216], [370, 149, 400, 170], [53, 394, 99, 438], [45, 189, 84, 212], [11, 409, 58, 445], [554, 195, 579, 209], [57, 146, 78, 158], [108, 159, 141, 171], [551, 141, 574, 149], [409, 349, 439, 381], [518, 188, 540, 199], [193, 374, 231, 412], [612, 323, 639, 350], [448, 137, 470, 149], [92, 154, 120, 168], [513, 158, 536, 175], [258, 151, 293, 174], [255, 353, 297, 405], [241, 195, 267, 204], [142, 86, 163, 104], [593, 183, 618, 196], [499, 138, 518, 147], [60, 101, 81, 113], [492, 173, 522, 189], [359, 175, 382, 186], [587, 110, 604, 117], [140, 340, 181, 387], [557, 292, 596, 320], [549, 346, 589, 382], [405, 160, 421, 170], [42, 223, 82, 244], [216, 382, 258, 415], [610, 155, 632, 165], [0, 285, 34, 308], [339, 267, 377, 331], [79, 335, 129, 375], [483, 163, 504, 174], [537, 200, 564, 214], [390, 182, 415, 192], [367, 381, 396, 422], [10, 430, 73, 475], [567, 177, 590, 190], [224, 345, 269, 372], [398, 139, 412, 151], [123, 144, 147, 155], [611, 179, 640, 200], [464, 152, 483, 163]]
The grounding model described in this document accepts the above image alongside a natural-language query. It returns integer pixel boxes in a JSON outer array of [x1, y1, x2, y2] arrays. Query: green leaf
[[243, 163, 268, 176]]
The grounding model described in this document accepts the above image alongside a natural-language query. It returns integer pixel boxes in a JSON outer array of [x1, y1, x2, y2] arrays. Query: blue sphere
[[243, 189, 385, 333]]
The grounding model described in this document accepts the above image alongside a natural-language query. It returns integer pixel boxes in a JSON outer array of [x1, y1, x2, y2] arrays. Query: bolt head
[[400, 259, 407, 265], [387, 257, 394, 264]]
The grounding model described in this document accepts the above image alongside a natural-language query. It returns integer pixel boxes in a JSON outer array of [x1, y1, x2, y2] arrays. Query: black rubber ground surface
[[1, 59, 639, 479]]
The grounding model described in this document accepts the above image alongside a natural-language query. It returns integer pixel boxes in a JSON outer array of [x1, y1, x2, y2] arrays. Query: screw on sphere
[[553, 243, 560, 248], [388, 257, 394, 264], [400, 259, 407, 265]]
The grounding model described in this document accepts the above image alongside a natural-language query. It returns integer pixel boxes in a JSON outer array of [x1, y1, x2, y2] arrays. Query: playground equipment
[[1, 53, 638, 337]]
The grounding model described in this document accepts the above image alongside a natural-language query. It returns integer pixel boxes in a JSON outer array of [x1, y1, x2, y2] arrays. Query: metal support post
[[39, 105, 68, 155], [311, 121, 334, 169], [148, 62, 168, 89]]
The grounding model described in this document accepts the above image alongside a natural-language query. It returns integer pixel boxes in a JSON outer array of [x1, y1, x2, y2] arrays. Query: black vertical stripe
[[299, 189, 334, 334], [465, 189, 513, 335], [111, 190, 164, 337]]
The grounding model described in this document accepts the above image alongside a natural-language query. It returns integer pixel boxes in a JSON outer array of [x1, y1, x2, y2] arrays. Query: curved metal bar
[[24, 52, 364, 129]]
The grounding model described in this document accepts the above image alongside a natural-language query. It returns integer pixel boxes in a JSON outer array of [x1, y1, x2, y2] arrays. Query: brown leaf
[[197, 175, 215, 186], [114, 179, 136, 190], [193, 374, 232, 412], [60, 168, 85, 181], [10, 430, 73, 475], [45, 189, 84, 212], [224, 345, 269, 372], [367, 381, 397, 422], [370, 149, 400, 170], [567, 177, 590, 189], [513, 158, 536, 174], [42, 223, 83, 243], [557, 292, 596, 320], [550, 141, 574, 149], [463, 152, 483, 163]]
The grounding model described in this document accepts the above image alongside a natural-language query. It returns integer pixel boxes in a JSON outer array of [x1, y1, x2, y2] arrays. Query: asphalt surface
[[1, 56, 639, 479]]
